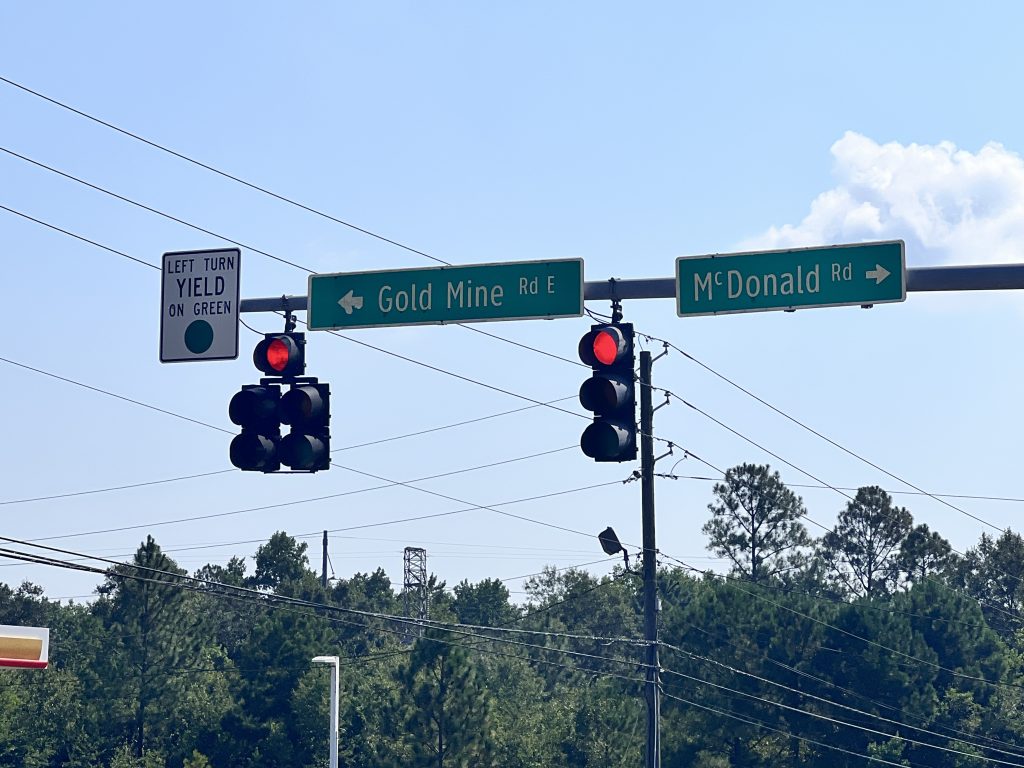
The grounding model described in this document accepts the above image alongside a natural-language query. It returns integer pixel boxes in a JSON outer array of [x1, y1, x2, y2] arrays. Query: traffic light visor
[[581, 421, 634, 461], [229, 387, 279, 426], [280, 433, 328, 471], [230, 433, 278, 471], [579, 374, 632, 415], [280, 385, 327, 426]]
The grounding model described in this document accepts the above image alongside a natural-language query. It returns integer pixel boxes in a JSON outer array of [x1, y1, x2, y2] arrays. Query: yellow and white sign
[[0, 624, 49, 669]]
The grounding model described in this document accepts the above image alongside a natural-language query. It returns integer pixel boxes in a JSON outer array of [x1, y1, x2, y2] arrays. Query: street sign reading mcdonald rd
[[308, 259, 584, 330], [676, 240, 906, 317]]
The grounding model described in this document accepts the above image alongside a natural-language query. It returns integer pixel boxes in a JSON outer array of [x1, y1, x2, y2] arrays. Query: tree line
[[2, 462, 1024, 767]]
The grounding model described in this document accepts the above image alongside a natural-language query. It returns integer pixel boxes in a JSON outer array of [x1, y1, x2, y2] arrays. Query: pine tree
[[394, 630, 495, 767], [702, 463, 811, 582], [98, 536, 204, 760]]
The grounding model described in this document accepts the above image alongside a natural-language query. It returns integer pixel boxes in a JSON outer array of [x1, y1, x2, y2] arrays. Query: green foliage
[[182, 751, 212, 768], [5, 506, 1024, 768], [899, 523, 954, 586], [250, 531, 311, 590], [702, 463, 811, 582], [453, 578, 517, 627], [392, 631, 495, 767], [820, 485, 913, 597], [953, 530, 1024, 639]]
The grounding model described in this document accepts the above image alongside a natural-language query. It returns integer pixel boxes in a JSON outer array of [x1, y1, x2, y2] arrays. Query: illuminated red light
[[592, 331, 618, 366], [266, 338, 291, 372]]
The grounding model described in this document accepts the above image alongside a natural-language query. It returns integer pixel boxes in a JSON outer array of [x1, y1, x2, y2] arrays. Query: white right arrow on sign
[[865, 264, 891, 284]]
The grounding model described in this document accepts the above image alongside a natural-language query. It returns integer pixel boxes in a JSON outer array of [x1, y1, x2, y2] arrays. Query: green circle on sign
[[184, 320, 214, 354]]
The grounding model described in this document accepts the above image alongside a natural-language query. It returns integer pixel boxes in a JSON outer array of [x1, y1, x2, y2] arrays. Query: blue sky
[[2, 2, 1024, 601]]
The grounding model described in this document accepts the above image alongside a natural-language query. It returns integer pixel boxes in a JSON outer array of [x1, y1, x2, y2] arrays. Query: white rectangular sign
[[0, 624, 49, 669], [160, 248, 241, 363]]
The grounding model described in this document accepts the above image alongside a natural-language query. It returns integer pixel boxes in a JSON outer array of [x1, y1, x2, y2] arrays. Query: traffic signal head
[[578, 323, 637, 462], [254, 333, 305, 378], [279, 381, 331, 471], [228, 384, 282, 472]]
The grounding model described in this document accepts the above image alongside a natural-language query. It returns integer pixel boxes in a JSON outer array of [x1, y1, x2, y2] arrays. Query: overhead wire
[[660, 636, 1024, 760], [662, 472, 1024, 506], [658, 663, 1024, 766], [13, 77, 1021, 744], [666, 437, 1024, 632], [0, 147, 313, 272], [0, 396, 578, 507], [663, 553, 1024, 692], [0, 203, 593, 427], [0, 75, 451, 266], [659, 689, 931, 768], [0, 469, 237, 506], [0, 547, 650, 696], [0, 537, 649, 673], [0, 142, 591, 374], [649, 333, 1013, 533]]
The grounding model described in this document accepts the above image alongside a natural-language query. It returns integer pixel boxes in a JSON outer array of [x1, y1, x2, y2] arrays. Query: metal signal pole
[[322, 530, 328, 589], [639, 350, 660, 768]]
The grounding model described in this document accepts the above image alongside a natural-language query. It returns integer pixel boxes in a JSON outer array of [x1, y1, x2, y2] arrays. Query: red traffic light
[[579, 325, 630, 368], [592, 330, 620, 366], [254, 333, 305, 377], [265, 338, 291, 372]]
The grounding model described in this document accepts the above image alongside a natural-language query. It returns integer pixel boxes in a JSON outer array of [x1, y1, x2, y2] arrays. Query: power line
[[1, 204, 593, 426], [0, 469, 237, 506], [0, 538, 649, 674], [660, 552, 997, 634], [663, 472, 1024, 505], [650, 334, 1012, 534], [671, 440, 1024, 632], [0, 147, 313, 272], [0, 75, 451, 266], [332, 396, 576, 452], [27, 466, 616, 546], [660, 689, 930, 768], [664, 552, 1024, 693], [0, 355, 233, 434], [660, 638, 1024, 761], [659, 665, 1024, 766], [0, 396, 576, 507], [2, 145, 590, 373], [0, 203, 158, 270]]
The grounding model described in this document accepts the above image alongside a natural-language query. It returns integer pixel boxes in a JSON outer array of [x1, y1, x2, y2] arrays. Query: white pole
[[312, 655, 340, 768]]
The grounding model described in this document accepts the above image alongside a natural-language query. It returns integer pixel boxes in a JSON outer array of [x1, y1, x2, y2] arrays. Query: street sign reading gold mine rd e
[[676, 240, 906, 317], [308, 259, 584, 330]]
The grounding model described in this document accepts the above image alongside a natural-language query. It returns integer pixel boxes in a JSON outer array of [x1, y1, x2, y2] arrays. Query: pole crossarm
[[238, 263, 1024, 313]]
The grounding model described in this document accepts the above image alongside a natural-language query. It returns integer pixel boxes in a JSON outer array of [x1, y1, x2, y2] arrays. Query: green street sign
[[676, 240, 906, 317], [308, 258, 584, 330]]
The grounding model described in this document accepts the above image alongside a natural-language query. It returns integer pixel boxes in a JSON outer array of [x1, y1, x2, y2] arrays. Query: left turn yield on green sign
[[161, 248, 241, 362]]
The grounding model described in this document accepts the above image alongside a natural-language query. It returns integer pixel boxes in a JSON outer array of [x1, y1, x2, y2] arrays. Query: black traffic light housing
[[578, 323, 637, 462], [254, 333, 306, 377], [228, 384, 282, 472], [229, 329, 331, 473], [279, 381, 331, 471]]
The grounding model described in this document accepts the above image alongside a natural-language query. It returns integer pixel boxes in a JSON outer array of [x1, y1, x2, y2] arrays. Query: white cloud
[[745, 132, 1024, 265]]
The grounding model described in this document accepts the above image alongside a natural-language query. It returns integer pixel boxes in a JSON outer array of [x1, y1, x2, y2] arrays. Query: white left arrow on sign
[[338, 289, 364, 315]]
